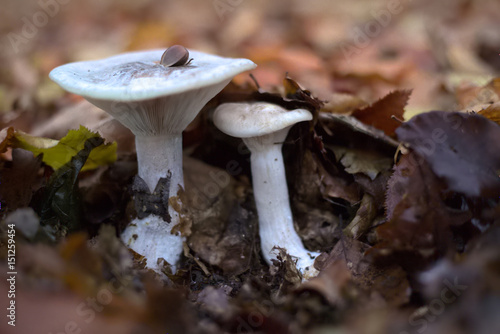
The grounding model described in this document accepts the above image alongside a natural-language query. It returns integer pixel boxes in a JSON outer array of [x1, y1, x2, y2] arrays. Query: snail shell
[[160, 45, 192, 67]]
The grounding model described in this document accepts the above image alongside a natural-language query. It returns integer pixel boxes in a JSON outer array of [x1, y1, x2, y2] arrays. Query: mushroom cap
[[49, 49, 256, 101], [213, 102, 312, 138]]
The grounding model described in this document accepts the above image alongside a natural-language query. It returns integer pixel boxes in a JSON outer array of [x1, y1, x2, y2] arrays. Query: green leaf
[[37, 136, 106, 235], [1, 125, 116, 171]]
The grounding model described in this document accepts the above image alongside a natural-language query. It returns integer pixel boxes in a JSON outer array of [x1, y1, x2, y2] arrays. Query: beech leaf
[[352, 89, 412, 136]]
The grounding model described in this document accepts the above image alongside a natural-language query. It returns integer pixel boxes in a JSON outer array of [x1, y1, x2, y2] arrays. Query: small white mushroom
[[213, 102, 320, 279], [50, 48, 256, 273]]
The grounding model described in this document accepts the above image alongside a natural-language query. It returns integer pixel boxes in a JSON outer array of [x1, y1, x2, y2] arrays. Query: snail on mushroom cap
[[50, 47, 256, 274], [160, 45, 193, 67]]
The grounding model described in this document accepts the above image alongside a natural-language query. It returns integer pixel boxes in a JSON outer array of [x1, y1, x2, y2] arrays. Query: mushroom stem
[[120, 214, 183, 273], [243, 128, 320, 277], [135, 133, 184, 194], [124, 133, 185, 274]]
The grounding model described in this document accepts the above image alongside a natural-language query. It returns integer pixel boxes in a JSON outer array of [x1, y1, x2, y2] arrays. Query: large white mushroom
[[213, 102, 320, 279], [50, 47, 256, 273]]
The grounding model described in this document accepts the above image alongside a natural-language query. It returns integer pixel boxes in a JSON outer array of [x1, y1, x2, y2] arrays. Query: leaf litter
[[1, 1, 500, 333]]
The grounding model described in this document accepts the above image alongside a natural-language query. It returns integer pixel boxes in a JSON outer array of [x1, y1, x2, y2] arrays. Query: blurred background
[[0, 0, 499, 131]]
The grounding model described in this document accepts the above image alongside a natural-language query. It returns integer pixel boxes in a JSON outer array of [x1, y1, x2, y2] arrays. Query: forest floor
[[1, 0, 500, 333]]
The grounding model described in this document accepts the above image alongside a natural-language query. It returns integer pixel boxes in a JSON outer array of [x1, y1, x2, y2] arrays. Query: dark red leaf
[[395, 111, 500, 198]]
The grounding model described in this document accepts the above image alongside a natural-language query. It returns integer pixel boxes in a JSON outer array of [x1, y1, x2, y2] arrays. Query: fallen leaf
[[184, 157, 257, 276], [315, 151, 361, 205], [34, 135, 108, 235], [217, 74, 325, 117], [270, 247, 303, 286], [378, 152, 472, 266], [321, 92, 367, 115], [478, 101, 500, 125], [0, 149, 42, 212], [291, 149, 343, 251], [318, 112, 400, 153], [455, 77, 500, 109], [0, 127, 15, 153], [315, 238, 410, 307], [343, 193, 378, 240], [352, 89, 412, 136], [0, 125, 117, 172], [395, 111, 500, 198], [330, 146, 393, 180], [297, 259, 353, 306]]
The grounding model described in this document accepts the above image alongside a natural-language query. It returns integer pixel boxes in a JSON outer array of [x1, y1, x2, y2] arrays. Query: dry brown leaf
[[379, 151, 472, 265], [352, 89, 412, 136], [298, 259, 352, 306], [478, 101, 500, 125], [315, 238, 410, 307], [315, 152, 361, 204], [330, 145, 393, 180], [184, 157, 256, 275], [343, 193, 377, 240], [455, 78, 500, 109], [0, 149, 43, 212]]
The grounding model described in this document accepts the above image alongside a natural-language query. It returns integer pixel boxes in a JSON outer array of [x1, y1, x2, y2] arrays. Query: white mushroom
[[213, 102, 320, 279], [50, 48, 256, 273]]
